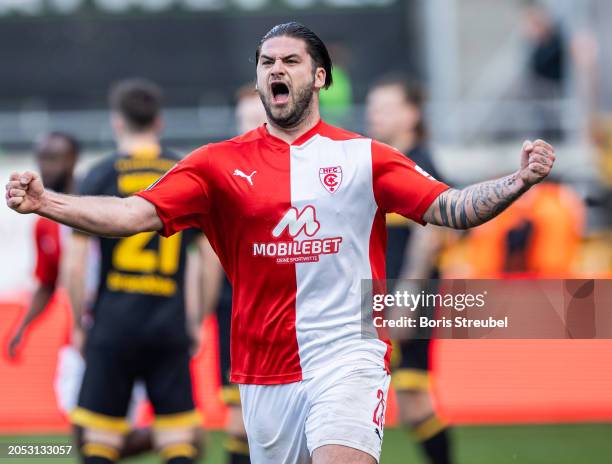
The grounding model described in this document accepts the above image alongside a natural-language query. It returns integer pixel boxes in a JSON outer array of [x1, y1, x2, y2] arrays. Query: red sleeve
[[135, 146, 211, 237], [372, 141, 450, 225], [34, 218, 61, 287]]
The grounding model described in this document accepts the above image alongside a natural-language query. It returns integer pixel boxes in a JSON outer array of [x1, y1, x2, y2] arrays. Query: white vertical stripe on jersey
[[290, 135, 388, 377]]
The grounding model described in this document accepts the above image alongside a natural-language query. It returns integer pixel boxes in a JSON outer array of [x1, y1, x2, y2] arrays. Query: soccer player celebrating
[[6, 23, 555, 464]]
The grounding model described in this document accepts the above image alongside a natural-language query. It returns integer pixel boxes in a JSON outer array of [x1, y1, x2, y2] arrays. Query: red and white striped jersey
[[137, 120, 449, 385]]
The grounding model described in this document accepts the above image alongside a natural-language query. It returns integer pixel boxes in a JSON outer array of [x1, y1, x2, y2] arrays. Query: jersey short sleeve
[[372, 140, 449, 225], [33, 218, 61, 287], [135, 146, 211, 237]]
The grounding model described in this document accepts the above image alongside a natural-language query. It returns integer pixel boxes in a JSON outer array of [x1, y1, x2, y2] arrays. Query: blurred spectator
[[523, 0, 565, 88], [519, 0, 567, 140]]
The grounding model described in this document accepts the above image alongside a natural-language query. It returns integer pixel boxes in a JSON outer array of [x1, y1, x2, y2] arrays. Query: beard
[[260, 79, 314, 129]]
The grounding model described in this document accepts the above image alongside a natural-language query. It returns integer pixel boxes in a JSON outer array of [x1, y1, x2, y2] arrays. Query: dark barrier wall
[[1, 2, 421, 109]]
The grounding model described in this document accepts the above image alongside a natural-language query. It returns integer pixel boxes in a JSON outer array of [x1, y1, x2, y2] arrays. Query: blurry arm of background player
[[61, 232, 90, 355], [399, 226, 442, 280], [7, 218, 61, 358], [7, 284, 55, 359], [387, 225, 442, 342], [200, 238, 223, 321], [423, 139, 555, 228], [185, 240, 203, 356], [5, 171, 161, 236], [185, 236, 224, 356]]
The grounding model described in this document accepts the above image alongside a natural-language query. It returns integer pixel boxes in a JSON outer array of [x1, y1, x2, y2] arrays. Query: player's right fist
[[5, 171, 45, 214]]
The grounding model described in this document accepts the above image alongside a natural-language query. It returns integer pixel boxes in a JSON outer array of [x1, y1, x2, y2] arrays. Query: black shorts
[[217, 277, 240, 406], [72, 343, 199, 432], [391, 339, 431, 392]]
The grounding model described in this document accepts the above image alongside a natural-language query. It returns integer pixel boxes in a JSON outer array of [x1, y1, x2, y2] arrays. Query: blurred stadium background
[[1, 0, 612, 462]]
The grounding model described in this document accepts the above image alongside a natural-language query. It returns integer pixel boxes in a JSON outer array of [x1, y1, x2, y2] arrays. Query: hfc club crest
[[319, 166, 342, 194]]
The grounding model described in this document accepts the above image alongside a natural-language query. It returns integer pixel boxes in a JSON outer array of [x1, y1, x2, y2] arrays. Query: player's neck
[[117, 132, 160, 155], [266, 104, 321, 145], [389, 132, 418, 154]]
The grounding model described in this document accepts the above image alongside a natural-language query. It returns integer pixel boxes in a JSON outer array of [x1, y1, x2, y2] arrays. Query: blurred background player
[[366, 75, 454, 464], [7, 132, 79, 361], [5, 132, 156, 460], [5, 133, 87, 430], [211, 82, 268, 464], [67, 79, 205, 464]]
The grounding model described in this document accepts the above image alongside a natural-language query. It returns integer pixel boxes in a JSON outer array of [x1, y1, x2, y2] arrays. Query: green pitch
[[1, 424, 611, 463]]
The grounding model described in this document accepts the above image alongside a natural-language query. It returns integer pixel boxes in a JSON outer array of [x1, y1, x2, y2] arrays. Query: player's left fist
[[519, 139, 556, 187]]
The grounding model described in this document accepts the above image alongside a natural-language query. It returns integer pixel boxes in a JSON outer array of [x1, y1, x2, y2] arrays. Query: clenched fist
[[519, 139, 556, 187], [5, 171, 45, 214]]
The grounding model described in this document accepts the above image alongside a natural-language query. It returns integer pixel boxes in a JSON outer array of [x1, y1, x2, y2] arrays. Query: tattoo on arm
[[428, 172, 528, 229], [438, 192, 450, 228]]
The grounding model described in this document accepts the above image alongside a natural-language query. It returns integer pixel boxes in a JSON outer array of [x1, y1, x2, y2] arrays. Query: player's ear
[[110, 113, 124, 136], [313, 67, 326, 91]]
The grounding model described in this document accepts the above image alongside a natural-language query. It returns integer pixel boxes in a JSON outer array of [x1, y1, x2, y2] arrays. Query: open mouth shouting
[[270, 81, 290, 105]]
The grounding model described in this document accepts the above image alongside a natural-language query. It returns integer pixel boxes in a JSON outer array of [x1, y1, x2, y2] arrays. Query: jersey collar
[[258, 119, 325, 148]]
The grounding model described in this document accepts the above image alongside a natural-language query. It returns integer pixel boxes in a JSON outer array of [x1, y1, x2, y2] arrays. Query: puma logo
[[233, 169, 257, 186]]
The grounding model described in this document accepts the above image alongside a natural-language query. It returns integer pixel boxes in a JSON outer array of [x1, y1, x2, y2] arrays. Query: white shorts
[[54, 346, 86, 415], [239, 359, 390, 464]]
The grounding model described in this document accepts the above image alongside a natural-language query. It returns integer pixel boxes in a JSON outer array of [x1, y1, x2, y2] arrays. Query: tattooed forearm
[[438, 192, 450, 227], [425, 172, 529, 229]]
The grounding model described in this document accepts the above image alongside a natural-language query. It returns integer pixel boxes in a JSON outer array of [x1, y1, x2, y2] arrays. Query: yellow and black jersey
[[77, 146, 197, 349], [385, 144, 443, 280]]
